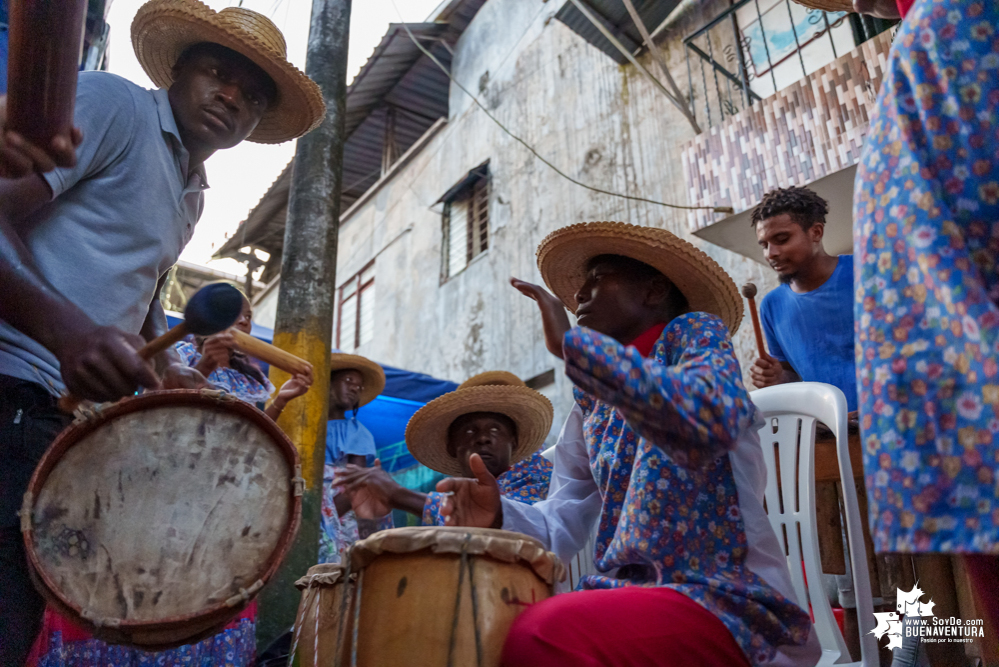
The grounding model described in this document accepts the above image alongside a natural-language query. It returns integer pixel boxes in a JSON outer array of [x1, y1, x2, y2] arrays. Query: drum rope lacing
[[224, 579, 264, 608], [445, 533, 484, 667]]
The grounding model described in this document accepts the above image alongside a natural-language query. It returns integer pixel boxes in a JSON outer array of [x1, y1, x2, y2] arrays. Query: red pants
[[501, 587, 750, 667]]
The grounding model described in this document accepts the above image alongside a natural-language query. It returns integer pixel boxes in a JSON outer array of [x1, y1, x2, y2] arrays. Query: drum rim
[[21, 389, 302, 641]]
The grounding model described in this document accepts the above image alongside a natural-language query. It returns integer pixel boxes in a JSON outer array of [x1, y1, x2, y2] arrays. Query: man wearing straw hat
[[0, 1, 324, 661], [440, 222, 820, 666], [320, 353, 389, 565], [335, 371, 554, 526]]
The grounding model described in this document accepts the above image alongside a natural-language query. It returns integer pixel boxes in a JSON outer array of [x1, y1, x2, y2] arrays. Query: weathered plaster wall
[[333, 0, 781, 440]]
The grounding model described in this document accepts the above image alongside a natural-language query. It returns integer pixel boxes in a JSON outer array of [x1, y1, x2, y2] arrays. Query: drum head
[[23, 390, 301, 646]]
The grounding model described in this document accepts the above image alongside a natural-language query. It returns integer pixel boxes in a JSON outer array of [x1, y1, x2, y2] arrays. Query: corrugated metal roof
[[216, 0, 488, 267], [554, 0, 682, 65]]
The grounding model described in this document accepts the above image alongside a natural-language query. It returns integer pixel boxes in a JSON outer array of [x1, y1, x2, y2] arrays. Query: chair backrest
[[750, 383, 878, 667], [541, 445, 601, 591]]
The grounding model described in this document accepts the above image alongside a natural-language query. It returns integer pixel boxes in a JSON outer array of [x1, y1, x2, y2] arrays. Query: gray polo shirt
[[0, 72, 208, 394]]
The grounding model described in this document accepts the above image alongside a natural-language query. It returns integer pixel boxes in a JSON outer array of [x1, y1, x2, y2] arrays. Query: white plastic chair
[[750, 383, 878, 667], [541, 445, 600, 591]]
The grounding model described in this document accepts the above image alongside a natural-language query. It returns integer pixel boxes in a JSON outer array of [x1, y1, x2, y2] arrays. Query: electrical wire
[[389, 0, 732, 215]]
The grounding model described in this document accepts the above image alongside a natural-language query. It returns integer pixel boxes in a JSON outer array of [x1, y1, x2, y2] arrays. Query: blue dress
[[854, 0, 999, 554], [319, 418, 380, 564]]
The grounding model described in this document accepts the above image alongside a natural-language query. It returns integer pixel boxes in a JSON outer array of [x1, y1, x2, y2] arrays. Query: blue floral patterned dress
[[422, 451, 553, 525], [562, 314, 812, 666], [854, 0, 999, 554]]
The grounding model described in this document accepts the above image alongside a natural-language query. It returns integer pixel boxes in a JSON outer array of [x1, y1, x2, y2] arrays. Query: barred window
[[336, 262, 375, 352], [442, 164, 489, 280]]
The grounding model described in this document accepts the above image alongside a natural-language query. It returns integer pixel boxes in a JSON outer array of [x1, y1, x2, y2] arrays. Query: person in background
[[749, 186, 855, 410], [335, 371, 554, 526], [320, 353, 387, 564], [176, 289, 312, 418], [0, 0, 324, 661]]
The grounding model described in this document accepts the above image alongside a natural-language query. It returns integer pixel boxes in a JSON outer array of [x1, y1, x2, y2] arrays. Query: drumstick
[[229, 329, 313, 377], [58, 283, 245, 413], [6, 0, 88, 147], [741, 282, 771, 360]]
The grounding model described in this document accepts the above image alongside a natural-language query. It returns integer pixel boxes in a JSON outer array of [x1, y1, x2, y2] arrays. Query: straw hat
[[537, 222, 743, 334], [406, 385, 553, 476], [131, 0, 325, 144], [330, 353, 385, 408], [458, 371, 524, 389]]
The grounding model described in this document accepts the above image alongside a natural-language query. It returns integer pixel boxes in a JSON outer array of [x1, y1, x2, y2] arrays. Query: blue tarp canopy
[[164, 312, 456, 477]]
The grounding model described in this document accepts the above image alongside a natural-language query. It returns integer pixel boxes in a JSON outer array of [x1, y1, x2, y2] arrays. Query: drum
[[291, 563, 353, 667], [21, 390, 302, 648], [347, 526, 565, 667]]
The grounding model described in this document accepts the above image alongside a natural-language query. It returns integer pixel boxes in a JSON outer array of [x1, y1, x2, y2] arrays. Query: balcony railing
[[682, 0, 895, 130]]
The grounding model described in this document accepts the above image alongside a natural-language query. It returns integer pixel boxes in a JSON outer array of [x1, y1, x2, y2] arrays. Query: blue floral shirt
[[562, 313, 812, 665]]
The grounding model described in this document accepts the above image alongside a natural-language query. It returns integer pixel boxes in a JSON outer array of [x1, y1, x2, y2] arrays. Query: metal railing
[[682, 0, 856, 130]]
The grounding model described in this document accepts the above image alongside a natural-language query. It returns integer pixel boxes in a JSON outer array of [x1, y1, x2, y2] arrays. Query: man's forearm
[[390, 486, 428, 516], [0, 217, 91, 355]]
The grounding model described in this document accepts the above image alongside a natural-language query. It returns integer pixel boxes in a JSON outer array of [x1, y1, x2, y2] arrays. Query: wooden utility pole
[[256, 0, 351, 649]]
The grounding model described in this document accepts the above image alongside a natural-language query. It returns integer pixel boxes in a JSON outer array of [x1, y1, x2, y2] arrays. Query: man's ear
[[809, 221, 826, 245], [644, 276, 670, 309]]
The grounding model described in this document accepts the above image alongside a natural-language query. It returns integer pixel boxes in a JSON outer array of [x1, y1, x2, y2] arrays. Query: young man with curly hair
[[749, 186, 855, 408]]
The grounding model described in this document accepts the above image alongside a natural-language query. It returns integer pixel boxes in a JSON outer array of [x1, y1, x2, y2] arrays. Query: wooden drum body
[[349, 526, 565, 667], [291, 563, 353, 667], [21, 390, 301, 648]]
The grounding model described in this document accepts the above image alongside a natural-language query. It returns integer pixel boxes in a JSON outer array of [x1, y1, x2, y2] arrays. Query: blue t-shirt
[[759, 255, 857, 411], [325, 418, 377, 465]]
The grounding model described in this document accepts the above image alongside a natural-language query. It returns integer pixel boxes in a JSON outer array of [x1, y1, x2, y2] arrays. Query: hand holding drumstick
[[743, 283, 797, 389]]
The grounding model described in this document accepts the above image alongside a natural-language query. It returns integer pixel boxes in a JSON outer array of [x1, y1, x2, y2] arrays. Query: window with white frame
[[441, 165, 489, 280], [336, 262, 375, 352]]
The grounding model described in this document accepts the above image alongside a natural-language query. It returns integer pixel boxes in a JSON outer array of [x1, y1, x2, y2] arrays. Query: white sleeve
[[500, 404, 602, 566]]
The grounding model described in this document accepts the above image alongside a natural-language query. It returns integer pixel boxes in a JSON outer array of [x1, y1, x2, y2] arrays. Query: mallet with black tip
[[58, 282, 245, 413], [741, 282, 771, 360]]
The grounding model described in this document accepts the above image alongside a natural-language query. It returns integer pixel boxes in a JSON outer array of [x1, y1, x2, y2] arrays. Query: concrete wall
[[330, 0, 783, 441]]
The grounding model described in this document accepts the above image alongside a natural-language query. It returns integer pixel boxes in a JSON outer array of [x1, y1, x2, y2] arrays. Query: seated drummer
[[0, 0, 323, 661], [748, 187, 856, 410], [335, 371, 554, 525], [439, 222, 819, 667], [320, 353, 387, 564]]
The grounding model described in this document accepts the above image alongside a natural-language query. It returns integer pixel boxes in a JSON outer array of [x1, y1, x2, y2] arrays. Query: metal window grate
[[682, 0, 892, 131], [441, 168, 490, 281]]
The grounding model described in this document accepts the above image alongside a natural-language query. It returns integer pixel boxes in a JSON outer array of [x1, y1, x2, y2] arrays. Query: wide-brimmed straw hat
[[406, 383, 553, 477], [537, 221, 743, 333], [458, 371, 524, 390], [330, 353, 385, 408], [791, 0, 853, 12], [131, 0, 325, 144]]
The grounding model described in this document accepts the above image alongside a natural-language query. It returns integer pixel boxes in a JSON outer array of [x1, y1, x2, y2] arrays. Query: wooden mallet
[[741, 282, 771, 360], [58, 283, 245, 413]]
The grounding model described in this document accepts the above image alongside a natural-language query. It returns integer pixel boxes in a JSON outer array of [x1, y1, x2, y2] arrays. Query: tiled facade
[[682, 30, 894, 231]]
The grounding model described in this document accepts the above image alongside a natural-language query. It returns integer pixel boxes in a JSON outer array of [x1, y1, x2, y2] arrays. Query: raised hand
[[275, 366, 313, 406], [0, 96, 83, 179], [510, 277, 571, 359], [437, 454, 503, 528], [195, 332, 235, 377]]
